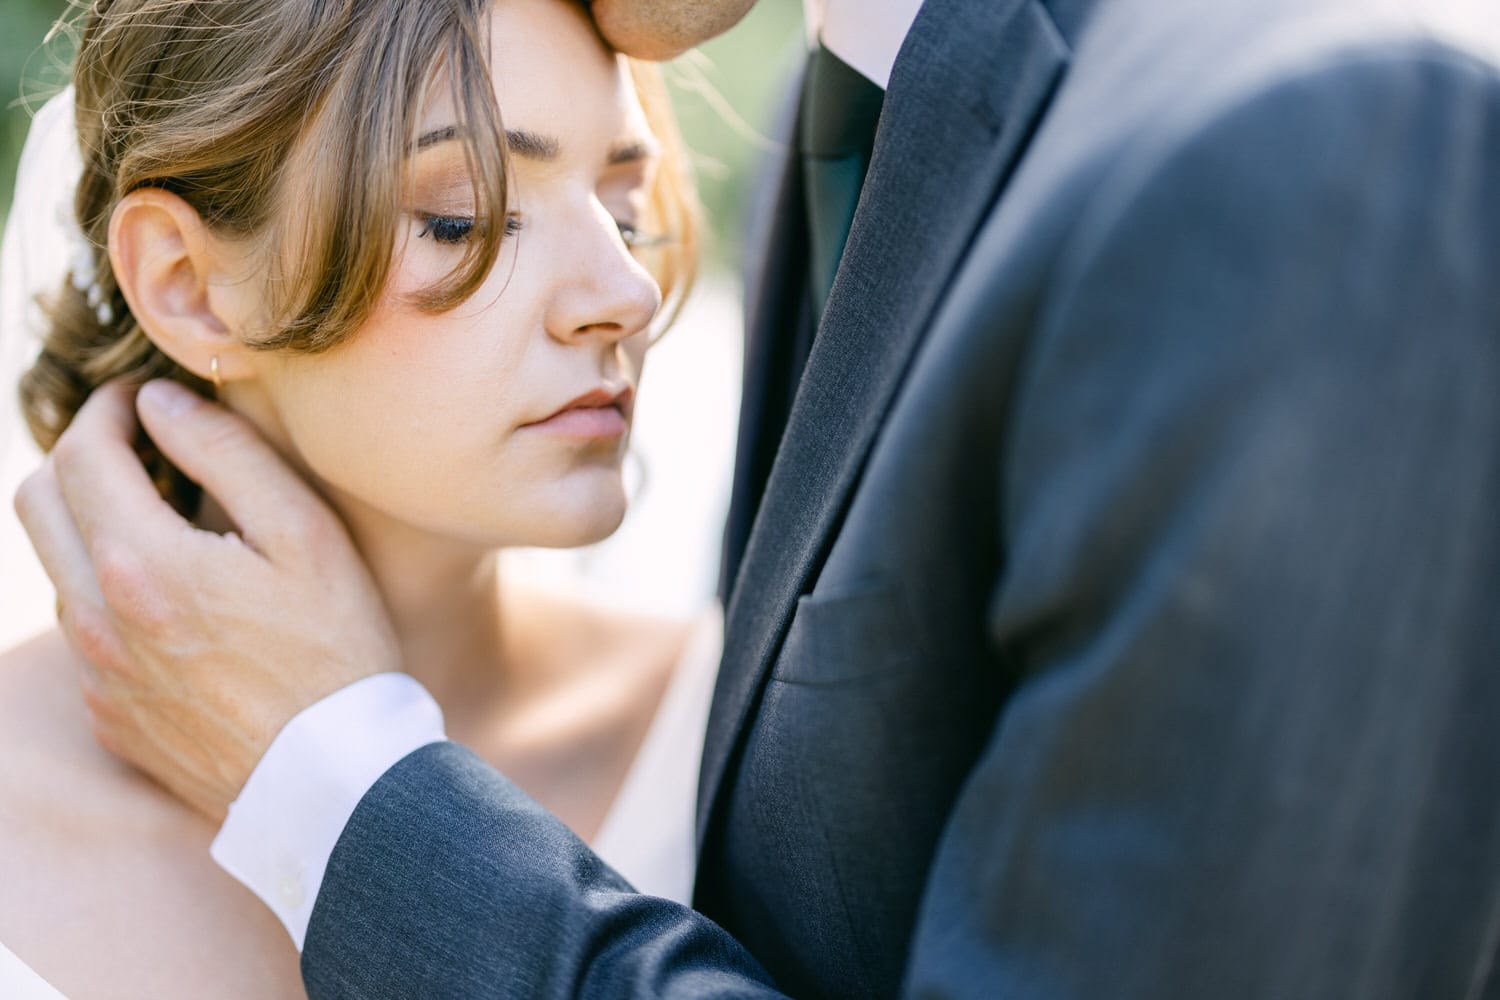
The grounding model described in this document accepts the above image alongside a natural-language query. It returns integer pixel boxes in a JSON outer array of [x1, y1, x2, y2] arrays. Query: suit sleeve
[[301, 742, 781, 998], [903, 45, 1500, 998]]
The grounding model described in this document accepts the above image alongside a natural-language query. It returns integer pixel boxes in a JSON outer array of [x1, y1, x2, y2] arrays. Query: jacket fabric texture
[[303, 1, 1500, 996]]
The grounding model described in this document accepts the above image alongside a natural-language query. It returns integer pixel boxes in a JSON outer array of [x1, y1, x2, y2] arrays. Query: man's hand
[[13, 379, 400, 821], [588, 0, 758, 60]]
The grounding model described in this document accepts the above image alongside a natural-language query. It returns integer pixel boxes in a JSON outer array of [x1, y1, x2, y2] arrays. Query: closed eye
[[416, 213, 524, 245]]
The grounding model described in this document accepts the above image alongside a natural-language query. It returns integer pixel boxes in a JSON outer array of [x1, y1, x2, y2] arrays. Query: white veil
[[2, 86, 79, 463], [1, 87, 81, 646]]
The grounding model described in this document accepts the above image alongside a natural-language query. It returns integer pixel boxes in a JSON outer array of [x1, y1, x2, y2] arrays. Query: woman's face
[[236, 0, 664, 552]]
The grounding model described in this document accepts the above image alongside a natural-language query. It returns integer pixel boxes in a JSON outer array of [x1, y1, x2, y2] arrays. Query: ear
[[108, 189, 260, 388]]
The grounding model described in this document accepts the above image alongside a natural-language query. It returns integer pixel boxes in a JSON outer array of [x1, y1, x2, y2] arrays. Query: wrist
[[212, 673, 447, 948]]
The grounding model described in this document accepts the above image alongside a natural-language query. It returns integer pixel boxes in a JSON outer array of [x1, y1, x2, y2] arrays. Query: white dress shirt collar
[[804, 0, 926, 91]]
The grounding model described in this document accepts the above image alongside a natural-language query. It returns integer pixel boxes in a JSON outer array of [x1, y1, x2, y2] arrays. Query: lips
[[523, 384, 634, 439]]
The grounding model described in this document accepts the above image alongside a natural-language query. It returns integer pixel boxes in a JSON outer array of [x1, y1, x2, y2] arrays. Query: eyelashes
[[416, 213, 520, 245], [415, 212, 664, 250]]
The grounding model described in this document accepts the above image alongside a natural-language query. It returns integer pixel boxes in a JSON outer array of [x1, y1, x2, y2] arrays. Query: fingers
[[15, 455, 134, 678], [48, 380, 202, 640], [134, 378, 340, 561], [51, 380, 188, 550], [13, 455, 104, 615]]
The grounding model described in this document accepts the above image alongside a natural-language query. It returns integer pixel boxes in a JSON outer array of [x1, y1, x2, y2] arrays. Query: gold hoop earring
[[210, 356, 222, 390]]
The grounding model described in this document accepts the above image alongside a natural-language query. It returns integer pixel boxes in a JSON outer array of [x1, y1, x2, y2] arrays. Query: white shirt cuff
[[210, 673, 447, 950]]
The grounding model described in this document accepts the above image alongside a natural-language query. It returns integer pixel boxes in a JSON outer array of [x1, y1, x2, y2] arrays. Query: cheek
[[285, 236, 529, 432], [256, 294, 529, 504], [236, 234, 630, 547]]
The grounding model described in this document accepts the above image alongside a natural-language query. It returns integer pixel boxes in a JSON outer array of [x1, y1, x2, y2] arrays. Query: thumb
[[135, 379, 339, 561]]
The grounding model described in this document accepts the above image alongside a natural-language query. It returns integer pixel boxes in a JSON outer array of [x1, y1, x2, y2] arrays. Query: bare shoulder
[[508, 584, 699, 690], [0, 634, 305, 998], [481, 587, 709, 840], [586, 603, 699, 679], [0, 627, 74, 686], [0, 628, 149, 815], [0, 629, 96, 760]]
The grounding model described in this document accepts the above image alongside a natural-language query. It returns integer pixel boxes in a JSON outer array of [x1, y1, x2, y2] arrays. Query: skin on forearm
[[588, 0, 759, 60]]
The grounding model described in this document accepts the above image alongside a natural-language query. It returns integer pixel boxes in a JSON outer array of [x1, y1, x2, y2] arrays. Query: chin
[[522, 485, 630, 550]]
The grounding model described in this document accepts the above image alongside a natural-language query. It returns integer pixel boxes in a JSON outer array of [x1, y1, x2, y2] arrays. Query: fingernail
[[138, 379, 200, 419]]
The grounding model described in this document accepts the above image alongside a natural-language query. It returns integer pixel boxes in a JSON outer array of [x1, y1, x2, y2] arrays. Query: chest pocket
[[771, 580, 922, 686]]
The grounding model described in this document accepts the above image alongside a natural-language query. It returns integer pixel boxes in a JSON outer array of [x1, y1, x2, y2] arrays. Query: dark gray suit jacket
[[303, 0, 1500, 996]]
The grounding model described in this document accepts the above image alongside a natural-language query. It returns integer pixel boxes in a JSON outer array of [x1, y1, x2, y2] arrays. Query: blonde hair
[[20, 0, 697, 511]]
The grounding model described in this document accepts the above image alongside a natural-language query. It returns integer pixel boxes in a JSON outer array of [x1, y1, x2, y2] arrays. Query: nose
[[546, 201, 662, 346]]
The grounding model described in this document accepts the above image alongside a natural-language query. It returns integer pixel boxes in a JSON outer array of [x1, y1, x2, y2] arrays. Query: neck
[[198, 490, 514, 737], [346, 503, 519, 738]]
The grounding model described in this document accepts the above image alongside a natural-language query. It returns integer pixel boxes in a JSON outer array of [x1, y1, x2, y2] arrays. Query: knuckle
[[92, 541, 175, 637], [93, 538, 150, 607], [68, 602, 128, 675]]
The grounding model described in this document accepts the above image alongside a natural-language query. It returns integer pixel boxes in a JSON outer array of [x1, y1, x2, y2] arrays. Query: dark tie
[[800, 45, 886, 322], [716, 48, 887, 601]]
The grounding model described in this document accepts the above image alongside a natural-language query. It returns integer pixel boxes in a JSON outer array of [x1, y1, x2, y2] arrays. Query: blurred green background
[[0, 0, 804, 270], [1, 0, 74, 223]]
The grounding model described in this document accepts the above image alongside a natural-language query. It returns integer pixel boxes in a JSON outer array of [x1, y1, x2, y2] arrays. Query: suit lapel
[[699, 0, 1076, 844]]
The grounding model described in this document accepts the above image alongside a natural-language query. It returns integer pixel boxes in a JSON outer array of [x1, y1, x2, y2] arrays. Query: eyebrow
[[506, 129, 562, 161], [415, 125, 658, 166], [415, 125, 461, 150], [606, 138, 659, 166]]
